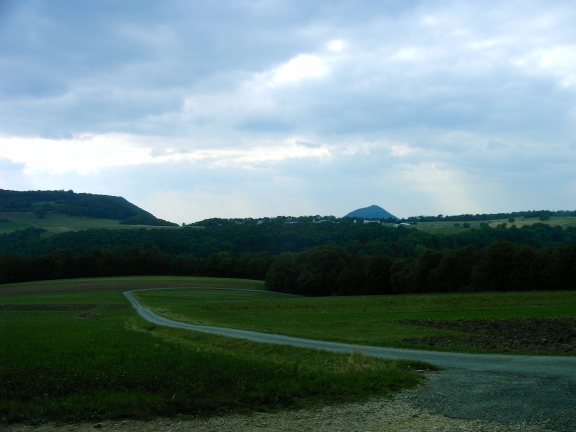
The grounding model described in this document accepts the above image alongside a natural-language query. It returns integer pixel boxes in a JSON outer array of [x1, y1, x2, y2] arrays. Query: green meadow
[[134, 287, 576, 354], [414, 216, 576, 235], [0, 278, 428, 424], [3, 276, 575, 424]]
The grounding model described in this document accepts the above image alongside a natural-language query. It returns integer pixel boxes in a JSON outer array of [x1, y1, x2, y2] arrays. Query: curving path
[[124, 290, 576, 432], [124, 289, 576, 375], [124, 289, 576, 431]]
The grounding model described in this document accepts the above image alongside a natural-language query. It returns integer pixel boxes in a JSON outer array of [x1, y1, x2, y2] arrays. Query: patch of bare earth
[[0, 282, 260, 295], [0, 398, 549, 432], [0, 304, 128, 311], [74, 311, 101, 319], [399, 317, 576, 354]]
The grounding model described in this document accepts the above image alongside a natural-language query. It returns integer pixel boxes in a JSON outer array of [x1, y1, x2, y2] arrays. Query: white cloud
[[538, 45, 576, 87], [0, 135, 151, 175], [272, 54, 325, 84], [328, 40, 343, 52], [0, 134, 331, 177]]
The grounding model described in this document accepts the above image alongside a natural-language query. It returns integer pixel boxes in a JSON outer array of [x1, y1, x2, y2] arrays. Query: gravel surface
[[1, 398, 552, 432], [398, 369, 575, 432]]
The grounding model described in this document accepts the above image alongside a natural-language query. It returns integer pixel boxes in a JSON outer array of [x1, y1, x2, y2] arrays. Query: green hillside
[[0, 189, 178, 233], [0, 211, 182, 235], [415, 216, 576, 235]]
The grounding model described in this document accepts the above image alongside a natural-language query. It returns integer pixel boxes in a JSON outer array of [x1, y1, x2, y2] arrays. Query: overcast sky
[[1, 0, 575, 222]]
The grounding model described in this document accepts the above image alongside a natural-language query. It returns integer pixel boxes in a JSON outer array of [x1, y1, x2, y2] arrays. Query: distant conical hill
[[345, 205, 398, 220]]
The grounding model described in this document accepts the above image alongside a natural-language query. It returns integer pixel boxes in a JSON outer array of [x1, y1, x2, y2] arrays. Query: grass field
[[414, 216, 576, 235], [134, 288, 576, 355], [0, 276, 265, 295], [0, 212, 185, 234], [0, 277, 428, 424]]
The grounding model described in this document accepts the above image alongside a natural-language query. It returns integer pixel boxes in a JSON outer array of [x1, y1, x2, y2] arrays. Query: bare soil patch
[[0, 304, 129, 311], [400, 317, 576, 354], [74, 311, 101, 319], [0, 282, 259, 295]]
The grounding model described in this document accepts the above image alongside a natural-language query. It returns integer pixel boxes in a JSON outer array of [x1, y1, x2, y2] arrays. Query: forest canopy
[[1, 220, 575, 294]]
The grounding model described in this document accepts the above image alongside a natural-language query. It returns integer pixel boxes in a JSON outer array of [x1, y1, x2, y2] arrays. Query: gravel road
[[124, 290, 576, 431]]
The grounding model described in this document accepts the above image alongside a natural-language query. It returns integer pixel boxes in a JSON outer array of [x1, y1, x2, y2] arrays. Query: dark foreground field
[[3, 277, 576, 431], [0, 277, 428, 424]]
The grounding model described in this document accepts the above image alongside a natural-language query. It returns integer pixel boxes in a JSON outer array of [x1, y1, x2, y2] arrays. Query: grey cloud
[[236, 117, 295, 132], [0, 157, 25, 172], [1, 1, 573, 140], [149, 148, 191, 158], [487, 139, 504, 150], [296, 140, 321, 148], [2, 0, 576, 217], [0, 0, 427, 137]]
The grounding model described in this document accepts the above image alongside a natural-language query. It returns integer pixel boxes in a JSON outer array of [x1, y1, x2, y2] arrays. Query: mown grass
[[0, 282, 428, 424], [135, 288, 576, 355]]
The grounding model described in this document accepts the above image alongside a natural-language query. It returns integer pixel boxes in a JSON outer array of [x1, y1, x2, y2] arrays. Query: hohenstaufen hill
[[345, 205, 398, 220]]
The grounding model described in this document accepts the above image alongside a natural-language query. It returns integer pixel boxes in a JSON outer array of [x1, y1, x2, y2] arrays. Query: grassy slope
[[0, 212, 184, 234], [134, 288, 576, 355], [0, 278, 427, 423], [0, 276, 265, 291], [414, 216, 576, 235]]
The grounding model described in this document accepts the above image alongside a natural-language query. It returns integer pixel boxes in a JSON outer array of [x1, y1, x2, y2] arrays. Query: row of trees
[[2, 241, 574, 295], [265, 242, 576, 295], [2, 222, 575, 260], [0, 247, 273, 285], [404, 210, 576, 223]]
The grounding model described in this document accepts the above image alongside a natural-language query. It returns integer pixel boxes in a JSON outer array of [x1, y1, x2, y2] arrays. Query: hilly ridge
[[0, 189, 176, 226]]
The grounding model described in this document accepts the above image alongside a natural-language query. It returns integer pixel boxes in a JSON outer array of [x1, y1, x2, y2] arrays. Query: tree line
[[1, 240, 574, 295], [1, 220, 575, 294], [403, 210, 575, 223], [265, 241, 575, 296], [2, 222, 575, 259], [0, 247, 272, 285]]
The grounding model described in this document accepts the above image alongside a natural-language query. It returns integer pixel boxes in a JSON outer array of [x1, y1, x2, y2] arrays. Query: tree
[[363, 256, 393, 295], [265, 252, 298, 294], [406, 249, 443, 293], [471, 240, 516, 291], [295, 246, 346, 296], [428, 245, 478, 292], [389, 258, 415, 294]]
